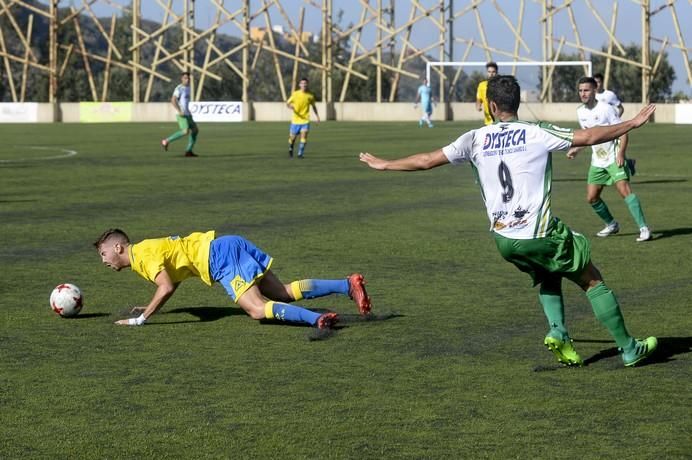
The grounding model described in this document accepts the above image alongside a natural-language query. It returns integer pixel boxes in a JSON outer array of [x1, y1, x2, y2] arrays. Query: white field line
[[0, 146, 78, 163]]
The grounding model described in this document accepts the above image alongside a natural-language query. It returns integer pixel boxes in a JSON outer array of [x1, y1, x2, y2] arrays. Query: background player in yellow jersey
[[475, 62, 498, 125], [94, 229, 371, 328], [286, 78, 320, 158]]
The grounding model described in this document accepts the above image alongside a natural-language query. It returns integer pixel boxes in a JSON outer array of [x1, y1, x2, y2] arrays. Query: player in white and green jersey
[[568, 77, 650, 242], [161, 72, 199, 157], [360, 75, 658, 367]]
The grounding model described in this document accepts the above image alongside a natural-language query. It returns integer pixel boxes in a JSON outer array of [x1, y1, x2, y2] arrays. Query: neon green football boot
[[544, 334, 584, 367], [622, 336, 658, 367]]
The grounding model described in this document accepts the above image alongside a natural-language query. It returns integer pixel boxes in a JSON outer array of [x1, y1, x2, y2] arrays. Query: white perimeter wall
[[0, 101, 685, 124]]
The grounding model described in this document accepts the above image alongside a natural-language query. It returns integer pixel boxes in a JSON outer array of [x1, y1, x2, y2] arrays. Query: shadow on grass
[[650, 227, 692, 240], [306, 312, 403, 341], [631, 178, 687, 185], [580, 336, 692, 367], [152, 306, 246, 324], [69, 313, 111, 319]]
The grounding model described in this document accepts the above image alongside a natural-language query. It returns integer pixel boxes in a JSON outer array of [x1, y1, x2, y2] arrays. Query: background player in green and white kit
[[568, 77, 650, 242], [360, 75, 658, 368], [161, 72, 199, 157], [594, 73, 636, 175]]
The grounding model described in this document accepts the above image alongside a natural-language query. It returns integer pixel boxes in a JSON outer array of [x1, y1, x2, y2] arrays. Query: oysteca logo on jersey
[[482, 127, 527, 156]]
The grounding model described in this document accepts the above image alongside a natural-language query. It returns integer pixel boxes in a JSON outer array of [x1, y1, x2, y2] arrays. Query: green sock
[[185, 132, 197, 152], [591, 199, 615, 224], [166, 130, 186, 143], [586, 282, 633, 349], [624, 193, 647, 228], [539, 281, 568, 339]]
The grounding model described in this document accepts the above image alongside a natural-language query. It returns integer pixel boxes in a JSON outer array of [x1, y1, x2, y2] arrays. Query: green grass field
[[1, 120, 690, 459]]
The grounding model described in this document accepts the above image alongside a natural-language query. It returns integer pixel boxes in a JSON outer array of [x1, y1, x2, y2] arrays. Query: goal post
[[426, 60, 592, 100]]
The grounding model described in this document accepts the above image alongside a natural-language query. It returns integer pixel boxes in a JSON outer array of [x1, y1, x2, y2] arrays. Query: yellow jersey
[[476, 80, 493, 125], [129, 231, 216, 286], [287, 90, 316, 124]]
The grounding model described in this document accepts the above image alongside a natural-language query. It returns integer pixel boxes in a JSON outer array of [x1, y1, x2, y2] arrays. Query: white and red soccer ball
[[50, 283, 83, 317]]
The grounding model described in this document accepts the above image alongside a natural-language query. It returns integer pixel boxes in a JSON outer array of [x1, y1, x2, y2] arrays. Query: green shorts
[[587, 162, 630, 186], [493, 218, 591, 286], [176, 114, 197, 131]]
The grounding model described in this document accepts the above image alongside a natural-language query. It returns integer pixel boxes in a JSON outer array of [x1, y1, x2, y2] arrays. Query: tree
[[591, 44, 675, 102]]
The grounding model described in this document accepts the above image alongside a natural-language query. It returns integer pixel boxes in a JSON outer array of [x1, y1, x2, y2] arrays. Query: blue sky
[[93, 1, 691, 94]]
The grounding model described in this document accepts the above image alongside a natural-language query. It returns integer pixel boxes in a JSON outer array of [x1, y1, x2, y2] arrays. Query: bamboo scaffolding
[[72, 9, 99, 102], [291, 7, 305, 91], [0, 0, 687, 106], [101, 14, 116, 101], [59, 45, 74, 78], [196, 9, 221, 101], [81, 0, 122, 60], [145, 0, 173, 102], [0, 23, 17, 101], [389, 2, 417, 102], [260, 0, 287, 101], [19, 13, 32, 102], [603, 2, 618, 89], [566, 3, 588, 75], [666, 1, 692, 86], [539, 36, 565, 101], [339, 6, 368, 102], [0, 0, 37, 62]]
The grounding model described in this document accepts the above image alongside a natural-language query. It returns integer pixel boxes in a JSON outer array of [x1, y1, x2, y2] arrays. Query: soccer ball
[[50, 283, 83, 318]]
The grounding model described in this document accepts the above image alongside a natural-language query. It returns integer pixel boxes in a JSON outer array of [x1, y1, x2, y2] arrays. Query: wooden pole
[[604, 2, 617, 89], [242, 0, 250, 103], [145, 0, 173, 102], [49, 0, 58, 103], [72, 9, 98, 102], [261, 0, 286, 101], [667, 2, 691, 87], [641, 0, 650, 103], [326, 0, 332, 103], [0, 24, 17, 101], [101, 14, 116, 102], [196, 9, 221, 101], [389, 2, 415, 102], [20, 14, 33, 102], [291, 7, 305, 92], [132, 0, 140, 102], [376, 0, 382, 103]]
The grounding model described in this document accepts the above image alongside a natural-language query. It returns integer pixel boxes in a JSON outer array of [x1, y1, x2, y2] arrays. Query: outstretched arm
[[572, 104, 654, 147], [359, 149, 449, 171], [115, 270, 179, 326]]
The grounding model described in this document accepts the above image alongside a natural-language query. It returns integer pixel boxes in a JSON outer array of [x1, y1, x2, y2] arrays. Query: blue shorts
[[209, 236, 273, 302], [289, 123, 309, 136]]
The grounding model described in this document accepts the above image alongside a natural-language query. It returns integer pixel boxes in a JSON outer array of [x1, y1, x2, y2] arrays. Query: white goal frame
[[426, 60, 592, 93]]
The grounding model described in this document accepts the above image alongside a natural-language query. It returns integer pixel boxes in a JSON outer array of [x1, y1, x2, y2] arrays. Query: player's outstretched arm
[[572, 104, 655, 147], [115, 270, 179, 326], [359, 149, 449, 171]]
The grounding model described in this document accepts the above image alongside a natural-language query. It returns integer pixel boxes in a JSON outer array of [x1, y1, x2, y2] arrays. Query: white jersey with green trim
[[442, 120, 573, 239], [576, 101, 622, 168], [595, 89, 621, 107], [173, 84, 192, 116]]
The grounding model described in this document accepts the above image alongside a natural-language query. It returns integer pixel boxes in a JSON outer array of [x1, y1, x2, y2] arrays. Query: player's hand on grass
[[359, 152, 388, 170], [115, 314, 147, 326]]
